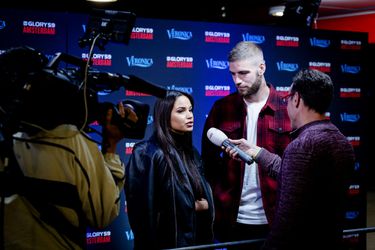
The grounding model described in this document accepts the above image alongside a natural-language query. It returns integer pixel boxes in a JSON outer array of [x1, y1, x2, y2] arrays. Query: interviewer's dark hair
[[290, 69, 334, 114]]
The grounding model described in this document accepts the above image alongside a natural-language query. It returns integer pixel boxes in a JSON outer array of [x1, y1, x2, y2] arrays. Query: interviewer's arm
[[225, 138, 282, 179]]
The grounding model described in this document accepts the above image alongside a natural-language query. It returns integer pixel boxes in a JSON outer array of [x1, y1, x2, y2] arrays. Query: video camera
[[0, 9, 167, 140]]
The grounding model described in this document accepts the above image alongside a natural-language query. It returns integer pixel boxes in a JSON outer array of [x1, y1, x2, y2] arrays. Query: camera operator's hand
[[102, 102, 136, 154], [123, 103, 138, 128]]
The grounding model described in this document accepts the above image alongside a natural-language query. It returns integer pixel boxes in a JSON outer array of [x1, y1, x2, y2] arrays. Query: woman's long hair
[[153, 90, 203, 196]]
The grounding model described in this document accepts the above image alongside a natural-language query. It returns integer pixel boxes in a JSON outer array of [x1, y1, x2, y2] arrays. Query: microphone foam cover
[[207, 127, 228, 146]]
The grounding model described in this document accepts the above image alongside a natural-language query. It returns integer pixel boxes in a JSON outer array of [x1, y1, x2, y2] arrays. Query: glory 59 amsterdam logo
[[275, 35, 299, 47], [166, 56, 193, 68], [82, 53, 112, 66], [131, 27, 154, 40], [23, 20, 56, 35], [204, 31, 230, 43], [86, 231, 111, 244]]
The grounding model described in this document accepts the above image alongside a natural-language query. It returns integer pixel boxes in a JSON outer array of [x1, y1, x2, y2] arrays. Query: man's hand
[[223, 138, 261, 161], [102, 102, 134, 154]]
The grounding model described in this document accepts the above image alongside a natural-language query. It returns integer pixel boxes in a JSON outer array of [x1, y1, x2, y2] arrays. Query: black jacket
[[125, 135, 214, 250]]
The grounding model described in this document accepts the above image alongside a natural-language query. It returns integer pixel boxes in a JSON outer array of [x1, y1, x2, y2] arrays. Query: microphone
[[207, 127, 254, 165]]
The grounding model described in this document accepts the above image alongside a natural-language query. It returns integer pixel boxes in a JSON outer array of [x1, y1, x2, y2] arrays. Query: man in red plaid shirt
[[201, 41, 291, 249]]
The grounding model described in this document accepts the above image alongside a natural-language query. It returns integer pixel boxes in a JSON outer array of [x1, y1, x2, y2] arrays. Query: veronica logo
[[340, 113, 360, 122], [205, 58, 229, 69], [167, 28, 192, 40], [147, 115, 153, 125], [345, 211, 359, 220], [309, 37, 330, 48], [125, 230, 134, 240], [276, 61, 299, 72], [242, 33, 265, 44], [45, 54, 55, 61], [0, 20, 6, 30], [126, 56, 153, 68], [341, 64, 361, 74], [167, 85, 193, 94], [354, 162, 360, 171]]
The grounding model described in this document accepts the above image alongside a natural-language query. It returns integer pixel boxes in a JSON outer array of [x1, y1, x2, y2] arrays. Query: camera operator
[[0, 46, 130, 249]]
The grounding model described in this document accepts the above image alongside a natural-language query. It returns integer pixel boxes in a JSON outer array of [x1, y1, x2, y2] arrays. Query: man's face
[[229, 58, 262, 97], [285, 86, 298, 130]]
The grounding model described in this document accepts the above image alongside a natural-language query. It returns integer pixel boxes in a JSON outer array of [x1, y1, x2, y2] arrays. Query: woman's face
[[170, 95, 194, 134]]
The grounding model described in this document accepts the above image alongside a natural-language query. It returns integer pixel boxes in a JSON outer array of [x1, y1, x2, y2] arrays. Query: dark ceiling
[[1, 0, 375, 27]]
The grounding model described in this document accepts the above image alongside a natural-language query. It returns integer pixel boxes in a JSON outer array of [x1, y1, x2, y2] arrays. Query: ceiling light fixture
[[269, 5, 286, 17]]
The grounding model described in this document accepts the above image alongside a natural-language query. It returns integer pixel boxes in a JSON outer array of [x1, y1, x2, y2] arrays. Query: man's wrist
[[249, 146, 262, 160]]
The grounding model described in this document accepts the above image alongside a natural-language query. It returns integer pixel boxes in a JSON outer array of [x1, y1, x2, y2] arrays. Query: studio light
[[269, 5, 286, 17]]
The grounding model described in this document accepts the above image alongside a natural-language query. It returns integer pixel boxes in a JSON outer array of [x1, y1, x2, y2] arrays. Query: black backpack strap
[[3, 136, 89, 248], [20, 176, 87, 248]]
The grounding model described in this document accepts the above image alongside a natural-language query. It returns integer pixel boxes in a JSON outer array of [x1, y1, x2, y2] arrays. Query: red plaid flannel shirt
[[201, 84, 291, 230]]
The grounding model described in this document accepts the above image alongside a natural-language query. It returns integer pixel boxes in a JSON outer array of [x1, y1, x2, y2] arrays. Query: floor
[[368, 190, 375, 250]]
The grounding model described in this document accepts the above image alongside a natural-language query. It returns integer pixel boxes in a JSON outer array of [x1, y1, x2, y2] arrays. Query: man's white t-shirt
[[237, 98, 268, 225]]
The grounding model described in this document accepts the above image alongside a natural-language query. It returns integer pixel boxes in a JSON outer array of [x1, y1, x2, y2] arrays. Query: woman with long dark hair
[[125, 90, 214, 249]]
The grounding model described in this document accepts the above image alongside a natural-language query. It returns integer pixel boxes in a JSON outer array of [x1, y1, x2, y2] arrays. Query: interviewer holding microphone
[[223, 69, 355, 250]]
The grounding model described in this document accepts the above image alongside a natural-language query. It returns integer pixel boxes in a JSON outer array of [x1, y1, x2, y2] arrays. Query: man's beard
[[240, 73, 262, 97]]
